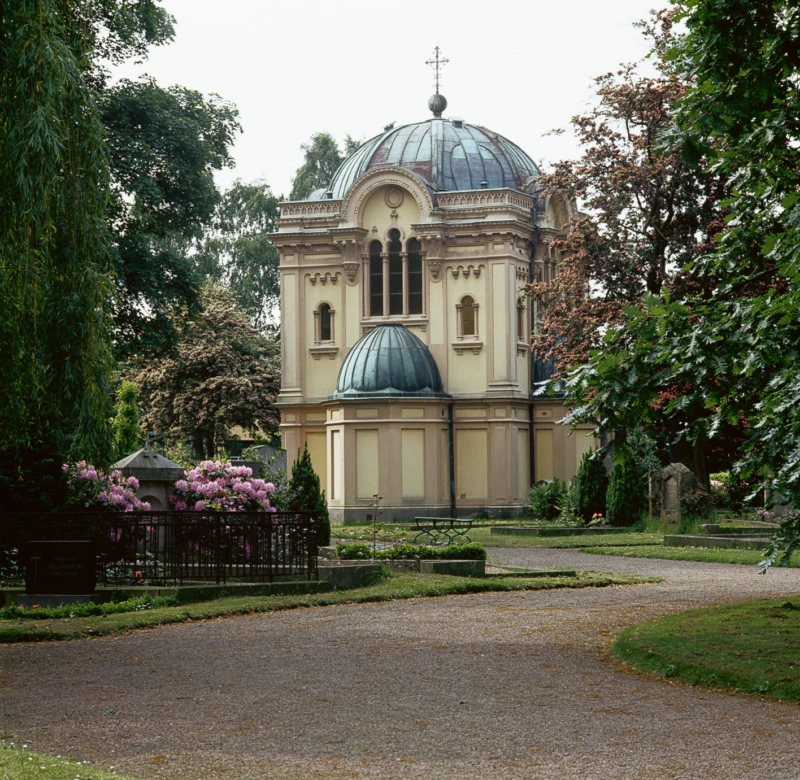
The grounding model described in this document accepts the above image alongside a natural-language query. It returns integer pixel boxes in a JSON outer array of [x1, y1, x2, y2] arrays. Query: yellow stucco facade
[[272, 116, 596, 522]]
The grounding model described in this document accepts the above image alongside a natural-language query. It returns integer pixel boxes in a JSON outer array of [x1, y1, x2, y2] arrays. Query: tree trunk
[[192, 430, 204, 460], [205, 430, 215, 459]]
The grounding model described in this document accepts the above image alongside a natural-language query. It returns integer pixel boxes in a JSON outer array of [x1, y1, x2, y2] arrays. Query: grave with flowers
[[0, 454, 333, 609]]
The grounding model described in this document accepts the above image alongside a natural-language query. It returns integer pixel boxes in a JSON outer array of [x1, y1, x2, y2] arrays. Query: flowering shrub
[[170, 460, 276, 512], [63, 461, 150, 511]]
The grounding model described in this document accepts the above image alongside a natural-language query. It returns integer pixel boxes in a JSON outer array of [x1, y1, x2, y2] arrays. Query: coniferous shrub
[[288, 443, 330, 546], [113, 381, 141, 459], [574, 449, 609, 523], [606, 457, 647, 526]]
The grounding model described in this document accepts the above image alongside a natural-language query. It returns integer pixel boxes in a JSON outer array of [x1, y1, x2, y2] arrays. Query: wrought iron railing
[[0, 511, 319, 586]]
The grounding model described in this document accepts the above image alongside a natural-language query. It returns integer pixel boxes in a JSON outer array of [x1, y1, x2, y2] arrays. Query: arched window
[[407, 238, 423, 315], [314, 302, 335, 344], [388, 229, 403, 315], [365, 223, 426, 319], [369, 240, 383, 316], [457, 295, 479, 339], [320, 303, 332, 341]]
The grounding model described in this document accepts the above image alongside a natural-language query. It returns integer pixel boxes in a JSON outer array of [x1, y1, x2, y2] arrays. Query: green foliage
[[573, 449, 609, 523], [528, 479, 568, 522], [288, 443, 330, 546], [565, 1, 800, 553], [289, 132, 360, 200], [759, 510, 800, 573], [0, 594, 179, 621], [196, 180, 281, 332], [606, 457, 647, 527], [103, 77, 241, 358], [0, 433, 69, 513], [0, 0, 118, 466], [133, 283, 281, 458], [335, 542, 487, 561], [680, 487, 715, 521], [112, 380, 141, 459], [335, 542, 372, 559]]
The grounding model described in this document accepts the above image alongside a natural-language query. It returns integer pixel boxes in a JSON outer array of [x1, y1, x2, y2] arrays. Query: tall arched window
[[407, 238, 423, 315], [314, 302, 335, 344], [457, 295, 478, 338], [388, 229, 403, 315], [320, 303, 332, 341], [365, 228, 426, 319], [369, 240, 383, 316]]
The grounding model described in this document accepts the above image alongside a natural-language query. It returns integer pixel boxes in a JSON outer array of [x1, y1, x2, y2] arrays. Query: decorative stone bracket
[[308, 272, 340, 286], [332, 237, 364, 285], [451, 264, 483, 279], [418, 233, 447, 281]]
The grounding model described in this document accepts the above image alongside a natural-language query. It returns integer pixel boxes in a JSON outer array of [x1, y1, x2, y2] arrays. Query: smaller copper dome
[[330, 325, 449, 400]]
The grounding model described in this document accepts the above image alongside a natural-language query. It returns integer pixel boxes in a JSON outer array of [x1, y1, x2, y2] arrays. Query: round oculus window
[[384, 186, 405, 209]]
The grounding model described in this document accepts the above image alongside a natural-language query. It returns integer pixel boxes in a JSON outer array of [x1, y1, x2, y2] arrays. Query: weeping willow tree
[[0, 0, 117, 471], [0, 2, 175, 510]]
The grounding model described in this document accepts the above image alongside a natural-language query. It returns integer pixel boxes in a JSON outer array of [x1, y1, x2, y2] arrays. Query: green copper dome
[[309, 119, 540, 201], [331, 325, 448, 400]]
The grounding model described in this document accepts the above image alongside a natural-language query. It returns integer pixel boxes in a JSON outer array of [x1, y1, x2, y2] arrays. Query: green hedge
[[336, 542, 487, 561]]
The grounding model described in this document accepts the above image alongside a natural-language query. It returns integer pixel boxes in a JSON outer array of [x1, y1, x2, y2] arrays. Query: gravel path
[[2, 552, 800, 779]]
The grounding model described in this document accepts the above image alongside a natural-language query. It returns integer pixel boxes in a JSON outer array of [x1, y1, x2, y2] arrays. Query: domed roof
[[331, 325, 449, 400], [319, 119, 539, 200]]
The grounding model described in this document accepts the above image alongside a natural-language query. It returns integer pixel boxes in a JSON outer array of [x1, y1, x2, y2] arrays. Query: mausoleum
[[273, 73, 596, 522]]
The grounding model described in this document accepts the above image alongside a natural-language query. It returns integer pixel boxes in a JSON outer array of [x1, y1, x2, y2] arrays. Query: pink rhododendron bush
[[170, 460, 276, 512], [63, 461, 151, 511]]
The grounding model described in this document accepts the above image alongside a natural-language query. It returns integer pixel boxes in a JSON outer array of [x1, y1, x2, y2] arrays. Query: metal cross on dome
[[425, 46, 449, 93]]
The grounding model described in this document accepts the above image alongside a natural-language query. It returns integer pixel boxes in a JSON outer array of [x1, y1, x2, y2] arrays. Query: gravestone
[[659, 463, 695, 529], [18, 541, 97, 608], [113, 446, 185, 510]]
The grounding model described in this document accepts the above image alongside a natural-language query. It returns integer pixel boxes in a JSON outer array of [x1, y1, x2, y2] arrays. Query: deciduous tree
[[289, 132, 360, 200], [133, 283, 281, 459], [195, 180, 281, 332]]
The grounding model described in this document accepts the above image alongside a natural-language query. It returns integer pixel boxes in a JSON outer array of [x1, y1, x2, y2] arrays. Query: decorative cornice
[[280, 200, 343, 219], [451, 263, 484, 279], [307, 272, 340, 286], [437, 188, 534, 211]]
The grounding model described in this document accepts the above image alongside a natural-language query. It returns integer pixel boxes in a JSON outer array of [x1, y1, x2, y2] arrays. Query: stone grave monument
[[18, 540, 97, 608], [651, 463, 696, 530], [112, 446, 185, 510]]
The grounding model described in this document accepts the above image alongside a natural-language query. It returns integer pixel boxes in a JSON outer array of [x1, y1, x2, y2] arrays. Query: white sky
[[114, 0, 661, 198]]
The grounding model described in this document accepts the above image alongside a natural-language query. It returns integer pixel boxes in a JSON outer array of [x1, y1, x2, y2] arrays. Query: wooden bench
[[412, 517, 473, 546]]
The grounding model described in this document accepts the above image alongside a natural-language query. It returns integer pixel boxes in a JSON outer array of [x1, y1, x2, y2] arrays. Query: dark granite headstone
[[25, 541, 96, 595]]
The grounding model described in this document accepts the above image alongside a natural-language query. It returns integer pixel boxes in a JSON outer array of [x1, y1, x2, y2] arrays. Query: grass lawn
[[612, 598, 800, 702], [0, 740, 135, 779], [0, 571, 656, 644], [579, 544, 800, 567], [333, 526, 663, 549]]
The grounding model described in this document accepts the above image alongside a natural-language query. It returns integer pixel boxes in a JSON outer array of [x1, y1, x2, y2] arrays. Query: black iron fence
[[0, 511, 319, 586]]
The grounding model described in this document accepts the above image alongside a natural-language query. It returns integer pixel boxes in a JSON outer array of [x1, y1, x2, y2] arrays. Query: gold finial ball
[[428, 93, 447, 118]]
